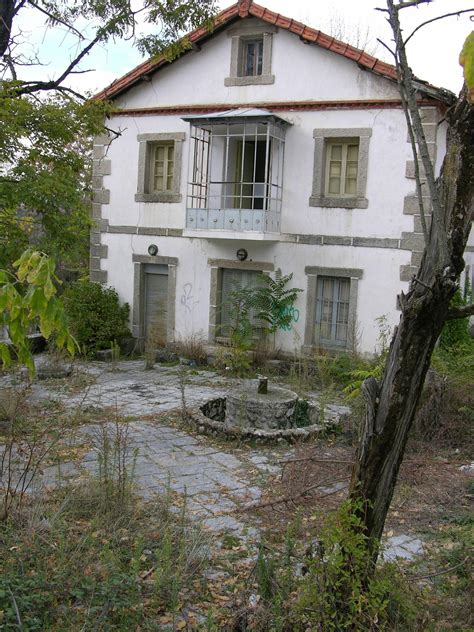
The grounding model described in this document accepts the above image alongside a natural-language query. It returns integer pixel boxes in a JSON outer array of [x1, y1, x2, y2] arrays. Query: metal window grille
[[315, 276, 350, 346], [187, 121, 285, 213]]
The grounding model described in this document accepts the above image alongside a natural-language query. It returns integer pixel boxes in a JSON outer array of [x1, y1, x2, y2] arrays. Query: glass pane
[[330, 144, 342, 160], [316, 277, 350, 345], [244, 39, 263, 76], [347, 144, 359, 161], [328, 177, 341, 195], [345, 177, 357, 195], [329, 162, 342, 177]]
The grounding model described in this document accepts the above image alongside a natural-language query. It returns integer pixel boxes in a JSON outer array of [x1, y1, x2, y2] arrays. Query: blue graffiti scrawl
[[280, 306, 300, 331]]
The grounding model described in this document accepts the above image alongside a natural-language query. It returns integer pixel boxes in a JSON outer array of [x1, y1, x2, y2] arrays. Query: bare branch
[[26, 0, 85, 40], [376, 37, 396, 58], [445, 303, 474, 320], [387, 0, 450, 268], [13, 32, 102, 96], [395, 0, 434, 9], [404, 9, 474, 46]]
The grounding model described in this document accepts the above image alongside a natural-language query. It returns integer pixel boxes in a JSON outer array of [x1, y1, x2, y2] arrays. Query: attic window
[[225, 22, 275, 87], [241, 38, 263, 76]]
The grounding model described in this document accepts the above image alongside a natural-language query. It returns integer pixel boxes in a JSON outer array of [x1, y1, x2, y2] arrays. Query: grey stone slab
[[382, 535, 424, 561], [207, 452, 241, 469], [202, 515, 243, 532]]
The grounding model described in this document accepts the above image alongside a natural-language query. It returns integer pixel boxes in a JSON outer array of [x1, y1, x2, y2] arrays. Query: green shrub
[[63, 281, 130, 354], [439, 283, 472, 350], [297, 500, 419, 631]]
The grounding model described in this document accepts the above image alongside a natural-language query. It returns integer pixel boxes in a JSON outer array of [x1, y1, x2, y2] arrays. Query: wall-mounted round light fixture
[[236, 248, 248, 261], [148, 244, 158, 256]]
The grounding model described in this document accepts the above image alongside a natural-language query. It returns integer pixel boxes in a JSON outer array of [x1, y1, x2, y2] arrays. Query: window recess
[[309, 128, 371, 210], [135, 132, 185, 204]]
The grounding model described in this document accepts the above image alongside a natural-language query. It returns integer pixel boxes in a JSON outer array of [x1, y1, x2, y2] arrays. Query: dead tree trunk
[[349, 0, 474, 564]]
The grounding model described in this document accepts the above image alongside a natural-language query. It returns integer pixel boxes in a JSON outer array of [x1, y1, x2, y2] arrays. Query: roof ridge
[[94, 0, 450, 103]]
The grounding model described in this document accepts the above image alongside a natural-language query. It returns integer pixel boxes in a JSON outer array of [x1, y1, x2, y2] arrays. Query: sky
[[11, 0, 473, 96]]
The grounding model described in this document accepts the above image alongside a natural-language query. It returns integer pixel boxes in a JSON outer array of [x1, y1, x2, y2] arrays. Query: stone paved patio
[[25, 358, 290, 537]]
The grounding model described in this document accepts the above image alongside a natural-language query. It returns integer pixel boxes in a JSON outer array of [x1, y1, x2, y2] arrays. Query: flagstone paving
[[26, 358, 291, 537]]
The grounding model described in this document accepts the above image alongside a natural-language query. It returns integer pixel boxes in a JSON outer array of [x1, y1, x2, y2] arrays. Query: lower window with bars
[[314, 276, 350, 347]]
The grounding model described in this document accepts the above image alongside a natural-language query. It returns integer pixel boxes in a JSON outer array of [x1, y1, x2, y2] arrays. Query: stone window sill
[[224, 74, 274, 86], [135, 193, 182, 204], [309, 196, 368, 209]]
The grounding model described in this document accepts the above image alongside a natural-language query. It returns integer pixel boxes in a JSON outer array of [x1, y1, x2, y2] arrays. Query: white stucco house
[[90, 0, 472, 355]]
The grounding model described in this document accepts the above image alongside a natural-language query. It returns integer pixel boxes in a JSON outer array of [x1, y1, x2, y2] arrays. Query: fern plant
[[250, 273, 303, 348]]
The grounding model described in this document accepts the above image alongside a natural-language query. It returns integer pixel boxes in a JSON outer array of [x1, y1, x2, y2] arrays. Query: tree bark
[[0, 0, 16, 58], [349, 87, 474, 560]]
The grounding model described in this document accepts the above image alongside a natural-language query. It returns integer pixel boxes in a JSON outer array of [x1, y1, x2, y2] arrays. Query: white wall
[[98, 15, 447, 355], [114, 25, 400, 110], [101, 232, 409, 354], [103, 106, 415, 240]]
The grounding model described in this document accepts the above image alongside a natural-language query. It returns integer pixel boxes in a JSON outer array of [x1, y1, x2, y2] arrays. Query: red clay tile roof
[[94, 0, 449, 103]]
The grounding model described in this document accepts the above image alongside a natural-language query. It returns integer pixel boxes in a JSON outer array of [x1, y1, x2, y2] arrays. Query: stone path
[[2, 358, 427, 561], [27, 358, 287, 537]]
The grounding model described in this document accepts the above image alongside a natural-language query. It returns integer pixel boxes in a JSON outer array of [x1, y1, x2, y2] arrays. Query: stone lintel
[[353, 237, 400, 249], [305, 266, 363, 279], [132, 254, 178, 265], [207, 259, 274, 271]]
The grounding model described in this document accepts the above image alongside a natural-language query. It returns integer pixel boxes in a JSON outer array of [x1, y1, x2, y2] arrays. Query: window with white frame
[[310, 128, 371, 209], [150, 143, 174, 193], [135, 132, 185, 203], [325, 141, 359, 198]]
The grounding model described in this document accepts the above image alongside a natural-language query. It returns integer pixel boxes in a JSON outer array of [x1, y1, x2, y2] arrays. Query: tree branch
[[445, 304, 474, 320], [12, 32, 102, 96], [26, 0, 85, 40], [404, 9, 474, 46], [395, 0, 434, 9], [387, 0, 450, 269]]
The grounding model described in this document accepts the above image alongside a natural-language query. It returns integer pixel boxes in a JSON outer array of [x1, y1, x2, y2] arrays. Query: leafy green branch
[[0, 250, 77, 375]]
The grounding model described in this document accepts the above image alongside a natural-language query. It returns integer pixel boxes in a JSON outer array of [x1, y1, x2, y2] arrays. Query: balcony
[[182, 108, 290, 240]]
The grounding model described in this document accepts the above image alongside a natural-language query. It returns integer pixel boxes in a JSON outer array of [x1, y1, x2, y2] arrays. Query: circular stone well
[[226, 383, 298, 430]]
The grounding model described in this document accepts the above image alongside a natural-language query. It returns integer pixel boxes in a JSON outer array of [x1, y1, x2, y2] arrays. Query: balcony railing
[[182, 108, 289, 236]]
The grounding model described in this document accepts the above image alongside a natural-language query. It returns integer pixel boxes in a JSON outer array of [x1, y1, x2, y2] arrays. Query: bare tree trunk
[[349, 77, 474, 562], [0, 0, 16, 58]]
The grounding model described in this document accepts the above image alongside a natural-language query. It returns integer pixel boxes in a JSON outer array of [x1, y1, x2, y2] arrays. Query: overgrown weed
[[0, 419, 210, 629]]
